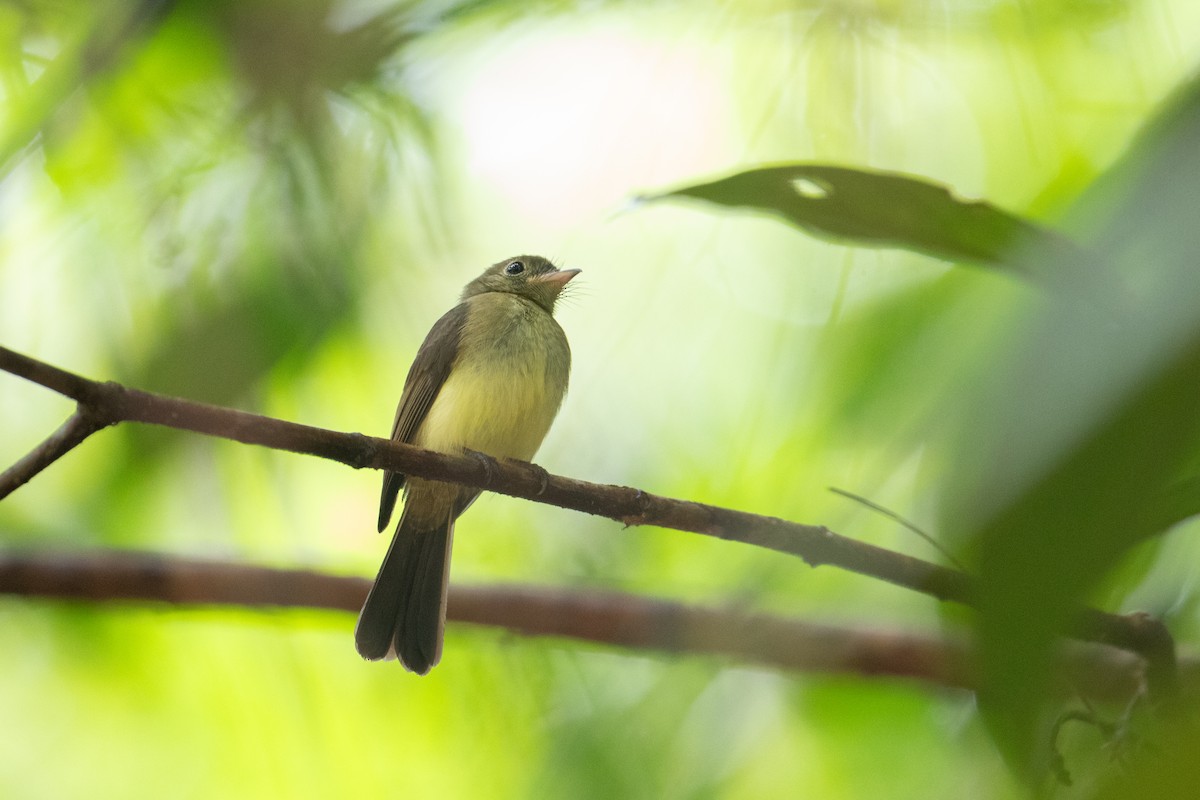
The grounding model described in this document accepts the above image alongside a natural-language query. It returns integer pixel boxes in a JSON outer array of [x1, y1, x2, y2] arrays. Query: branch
[[0, 344, 1179, 696], [0, 548, 1170, 699], [0, 411, 104, 500]]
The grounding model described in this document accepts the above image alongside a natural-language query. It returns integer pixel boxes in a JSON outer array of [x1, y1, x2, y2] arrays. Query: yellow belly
[[413, 291, 570, 462], [415, 357, 560, 461]]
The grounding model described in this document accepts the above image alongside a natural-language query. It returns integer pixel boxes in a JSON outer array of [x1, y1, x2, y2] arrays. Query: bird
[[355, 255, 578, 673]]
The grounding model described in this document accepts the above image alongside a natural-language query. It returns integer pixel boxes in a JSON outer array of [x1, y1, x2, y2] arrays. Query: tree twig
[[0, 410, 105, 500], [0, 344, 1180, 696], [829, 486, 967, 570], [0, 548, 1174, 699]]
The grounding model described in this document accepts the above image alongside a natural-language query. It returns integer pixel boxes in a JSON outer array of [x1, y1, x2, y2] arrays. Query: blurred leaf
[[973, 338, 1200, 774], [0, 0, 172, 176], [815, 270, 1018, 454], [125, 254, 354, 406], [1154, 476, 1200, 535], [27, 0, 432, 204], [1086, 717, 1200, 800], [211, 0, 414, 126], [946, 73, 1200, 775], [11, 1, 445, 549], [643, 164, 1093, 284], [534, 661, 718, 800]]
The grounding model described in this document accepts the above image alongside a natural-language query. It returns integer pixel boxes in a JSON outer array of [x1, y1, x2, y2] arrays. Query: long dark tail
[[355, 515, 453, 674]]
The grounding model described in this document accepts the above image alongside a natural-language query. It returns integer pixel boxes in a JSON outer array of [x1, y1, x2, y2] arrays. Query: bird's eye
[[504, 260, 525, 276]]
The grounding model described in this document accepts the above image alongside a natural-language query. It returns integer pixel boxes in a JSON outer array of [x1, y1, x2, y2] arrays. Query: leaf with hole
[[642, 164, 1091, 283]]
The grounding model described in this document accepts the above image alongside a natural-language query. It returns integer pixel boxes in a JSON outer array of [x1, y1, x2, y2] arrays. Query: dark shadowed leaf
[[642, 164, 1092, 283], [947, 73, 1200, 776], [1086, 717, 1200, 800]]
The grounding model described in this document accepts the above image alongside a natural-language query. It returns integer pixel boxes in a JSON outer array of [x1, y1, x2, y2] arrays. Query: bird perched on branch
[[355, 255, 578, 673]]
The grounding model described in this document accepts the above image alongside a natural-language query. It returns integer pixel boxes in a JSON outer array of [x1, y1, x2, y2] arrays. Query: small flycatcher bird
[[355, 255, 578, 673]]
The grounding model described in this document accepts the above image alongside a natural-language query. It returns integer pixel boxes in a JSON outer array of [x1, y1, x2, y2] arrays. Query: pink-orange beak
[[532, 268, 581, 288]]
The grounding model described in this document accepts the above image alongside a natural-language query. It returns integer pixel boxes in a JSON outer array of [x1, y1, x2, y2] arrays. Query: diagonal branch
[[0, 548, 1174, 699], [0, 410, 106, 500], [0, 345, 100, 401], [0, 344, 1179, 697]]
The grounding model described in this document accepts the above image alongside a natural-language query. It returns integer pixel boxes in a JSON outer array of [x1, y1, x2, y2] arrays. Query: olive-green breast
[[414, 291, 570, 462]]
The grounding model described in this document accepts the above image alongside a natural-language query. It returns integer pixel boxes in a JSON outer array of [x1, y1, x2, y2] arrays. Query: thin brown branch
[[0, 410, 105, 500], [0, 346, 99, 402], [829, 486, 967, 570], [0, 344, 1179, 695], [0, 548, 1171, 699]]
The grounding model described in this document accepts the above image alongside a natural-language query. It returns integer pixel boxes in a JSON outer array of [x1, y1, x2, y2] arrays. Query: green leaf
[[642, 164, 1091, 283], [1086, 717, 1200, 800], [946, 72, 1200, 776]]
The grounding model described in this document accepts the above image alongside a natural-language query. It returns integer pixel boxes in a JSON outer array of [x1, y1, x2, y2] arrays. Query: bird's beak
[[532, 268, 581, 288]]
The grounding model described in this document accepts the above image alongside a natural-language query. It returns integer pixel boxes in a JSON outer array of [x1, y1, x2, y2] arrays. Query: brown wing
[[377, 302, 469, 532]]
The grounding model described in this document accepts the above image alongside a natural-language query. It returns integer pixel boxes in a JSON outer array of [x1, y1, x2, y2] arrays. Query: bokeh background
[[2, 0, 1200, 797]]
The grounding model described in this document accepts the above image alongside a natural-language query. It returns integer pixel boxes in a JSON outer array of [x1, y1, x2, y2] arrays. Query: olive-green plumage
[[355, 255, 577, 673]]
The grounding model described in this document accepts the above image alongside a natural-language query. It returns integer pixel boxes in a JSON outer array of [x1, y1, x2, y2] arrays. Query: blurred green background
[[3, 0, 1200, 797]]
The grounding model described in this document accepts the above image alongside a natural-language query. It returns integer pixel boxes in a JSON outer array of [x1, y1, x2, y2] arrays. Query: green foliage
[[645, 164, 1092, 286], [3, 0, 1200, 798], [645, 32, 1200, 791]]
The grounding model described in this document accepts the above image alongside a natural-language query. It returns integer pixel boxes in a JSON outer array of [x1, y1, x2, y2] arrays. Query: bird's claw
[[528, 462, 550, 496], [464, 448, 497, 486], [498, 457, 550, 495]]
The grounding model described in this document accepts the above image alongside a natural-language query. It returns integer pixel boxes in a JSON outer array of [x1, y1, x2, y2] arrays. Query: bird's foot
[[464, 448, 497, 486], [528, 462, 551, 495], [500, 457, 551, 495]]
